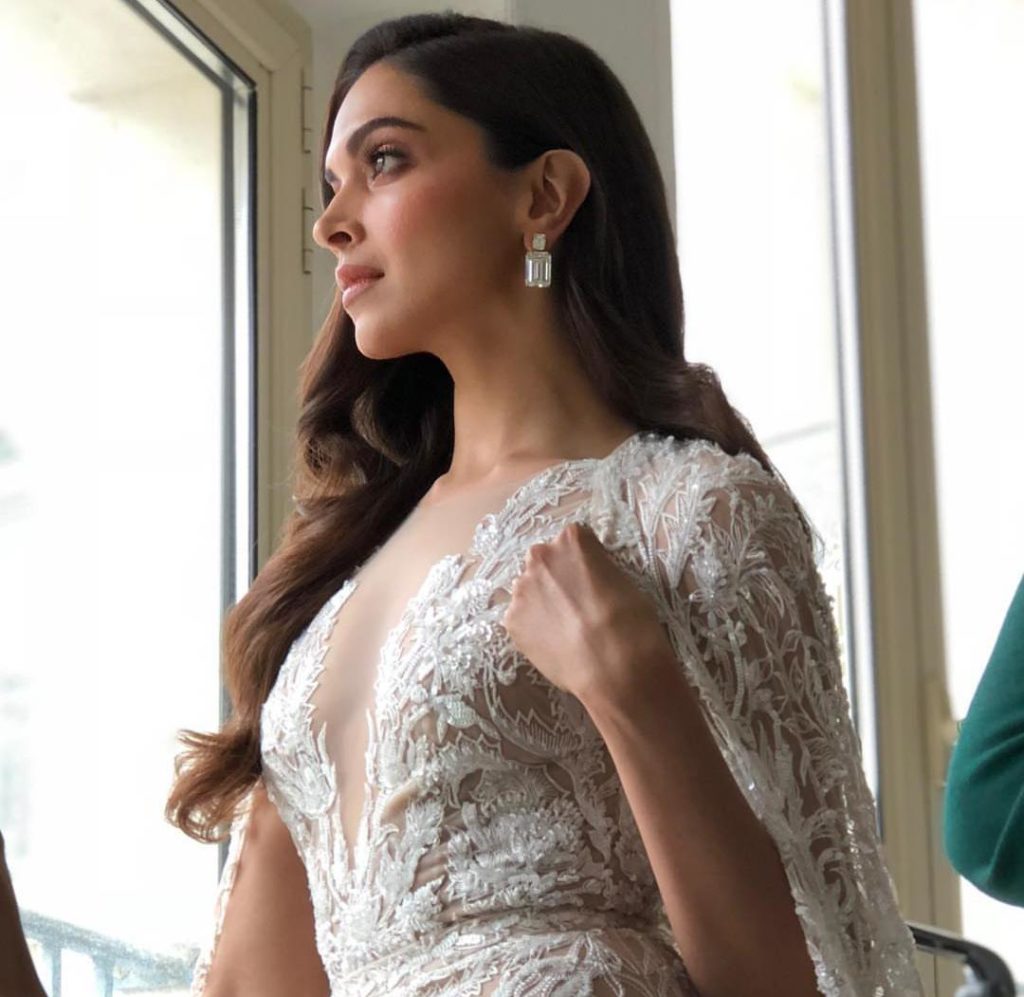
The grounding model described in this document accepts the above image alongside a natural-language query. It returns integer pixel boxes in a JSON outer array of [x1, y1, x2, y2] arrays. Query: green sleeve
[[943, 574, 1024, 905]]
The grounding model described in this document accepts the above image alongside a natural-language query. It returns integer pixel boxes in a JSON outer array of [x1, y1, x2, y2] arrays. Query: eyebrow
[[323, 116, 427, 185]]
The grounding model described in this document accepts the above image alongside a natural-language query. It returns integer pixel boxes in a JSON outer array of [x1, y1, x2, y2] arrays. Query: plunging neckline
[[300, 428, 648, 881], [349, 428, 647, 590]]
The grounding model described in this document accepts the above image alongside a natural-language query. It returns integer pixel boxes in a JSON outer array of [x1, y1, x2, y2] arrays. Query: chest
[[259, 466, 625, 817]]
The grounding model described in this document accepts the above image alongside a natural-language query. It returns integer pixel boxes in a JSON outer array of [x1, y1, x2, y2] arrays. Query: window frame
[[839, 0, 960, 939], [171, 0, 312, 572]]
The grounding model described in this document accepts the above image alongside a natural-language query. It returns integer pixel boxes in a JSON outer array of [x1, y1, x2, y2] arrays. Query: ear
[[515, 148, 592, 250]]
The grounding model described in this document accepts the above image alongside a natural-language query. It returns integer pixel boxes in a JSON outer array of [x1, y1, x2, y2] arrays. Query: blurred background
[[0, 0, 1020, 994]]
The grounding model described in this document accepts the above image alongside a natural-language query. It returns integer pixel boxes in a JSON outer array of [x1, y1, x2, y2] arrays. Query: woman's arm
[[0, 829, 47, 997], [943, 574, 1024, 905], [196, 779, 329, 997], [594, 450, 921, 996], [582, 651, 818, 997]]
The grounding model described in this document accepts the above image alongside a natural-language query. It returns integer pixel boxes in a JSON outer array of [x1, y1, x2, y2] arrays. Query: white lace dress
[[189, 429, 923, 996]]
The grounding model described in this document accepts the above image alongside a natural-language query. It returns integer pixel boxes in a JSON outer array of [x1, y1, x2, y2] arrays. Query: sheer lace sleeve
[[189, 783, 257, 997], [641, 441, 922, 996]]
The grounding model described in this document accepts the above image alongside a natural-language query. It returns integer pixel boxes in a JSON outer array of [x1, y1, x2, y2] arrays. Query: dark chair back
[[908, 921, 1016, 997]]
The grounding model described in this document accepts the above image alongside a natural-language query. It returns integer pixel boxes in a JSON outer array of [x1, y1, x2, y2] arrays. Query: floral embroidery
[[190, 431, 922, 996]]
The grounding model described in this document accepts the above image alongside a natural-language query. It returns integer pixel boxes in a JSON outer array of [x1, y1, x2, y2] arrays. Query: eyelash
[[365, 143, 405, 179]]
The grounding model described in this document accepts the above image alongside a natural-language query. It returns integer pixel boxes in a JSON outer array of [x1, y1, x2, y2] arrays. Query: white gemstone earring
[[524, 233, 551, 288]]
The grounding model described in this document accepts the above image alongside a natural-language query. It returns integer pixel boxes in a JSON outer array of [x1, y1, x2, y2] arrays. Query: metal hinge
[[301, 65, 315, 274], [300, 65, 314, 154], [302, 186, 316, 275]]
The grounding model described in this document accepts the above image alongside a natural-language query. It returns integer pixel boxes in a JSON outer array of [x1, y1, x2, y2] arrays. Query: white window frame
[[839, 0, 960, 939], [172, 0, 312, 569]]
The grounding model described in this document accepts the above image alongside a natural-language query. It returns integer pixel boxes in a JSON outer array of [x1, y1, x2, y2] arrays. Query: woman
[[167, 12, 922, 996], [944, 574, 1024, 906]]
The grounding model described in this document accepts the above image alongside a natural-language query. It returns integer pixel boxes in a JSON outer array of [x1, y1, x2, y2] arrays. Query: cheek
[[384, 177, 506, 279], [379, 184, 442, 244]]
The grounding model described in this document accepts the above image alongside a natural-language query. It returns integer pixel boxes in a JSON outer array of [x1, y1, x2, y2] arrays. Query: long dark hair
[[166, 10, 790, 843]]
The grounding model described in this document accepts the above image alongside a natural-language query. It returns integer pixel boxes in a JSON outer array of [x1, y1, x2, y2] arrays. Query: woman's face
[[313, 60, 524, 360]]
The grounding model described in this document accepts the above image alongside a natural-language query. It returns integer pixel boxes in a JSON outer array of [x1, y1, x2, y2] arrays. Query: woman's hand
[[0, 829, 47, 997], [501, 521, 674, 707]]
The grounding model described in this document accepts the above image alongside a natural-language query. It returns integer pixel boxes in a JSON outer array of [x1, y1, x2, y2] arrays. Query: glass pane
[[0, 0, 254, 993], [668, 4, 870, 779], [913, 0, 1024, 982]]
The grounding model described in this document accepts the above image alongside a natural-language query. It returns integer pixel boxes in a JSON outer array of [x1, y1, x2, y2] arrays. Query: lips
[[335, 264, 384, 289], [340, 274, 382, 308]]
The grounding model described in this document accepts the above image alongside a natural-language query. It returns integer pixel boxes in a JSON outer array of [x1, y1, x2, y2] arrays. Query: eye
[[366, 143, 405, 179]]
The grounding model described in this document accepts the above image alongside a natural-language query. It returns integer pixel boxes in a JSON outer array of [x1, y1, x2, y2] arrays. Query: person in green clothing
[[944, 574, 1024, 906]]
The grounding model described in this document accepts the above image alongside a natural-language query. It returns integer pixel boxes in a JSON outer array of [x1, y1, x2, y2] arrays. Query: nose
[[312, 187, 360, 253], [312, 204, 347, 253]]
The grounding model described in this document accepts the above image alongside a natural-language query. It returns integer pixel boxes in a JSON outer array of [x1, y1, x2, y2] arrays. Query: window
[[0, 0, 256, 990], [669, 2, 871, 781], [914, 0, 1024, 979]]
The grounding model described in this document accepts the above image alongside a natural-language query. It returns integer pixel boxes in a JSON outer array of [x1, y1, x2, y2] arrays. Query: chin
[[352, 324, 415, 361]]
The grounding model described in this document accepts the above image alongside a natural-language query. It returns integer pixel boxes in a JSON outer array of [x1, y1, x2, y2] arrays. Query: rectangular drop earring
[[524, 233, 551, 287]]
